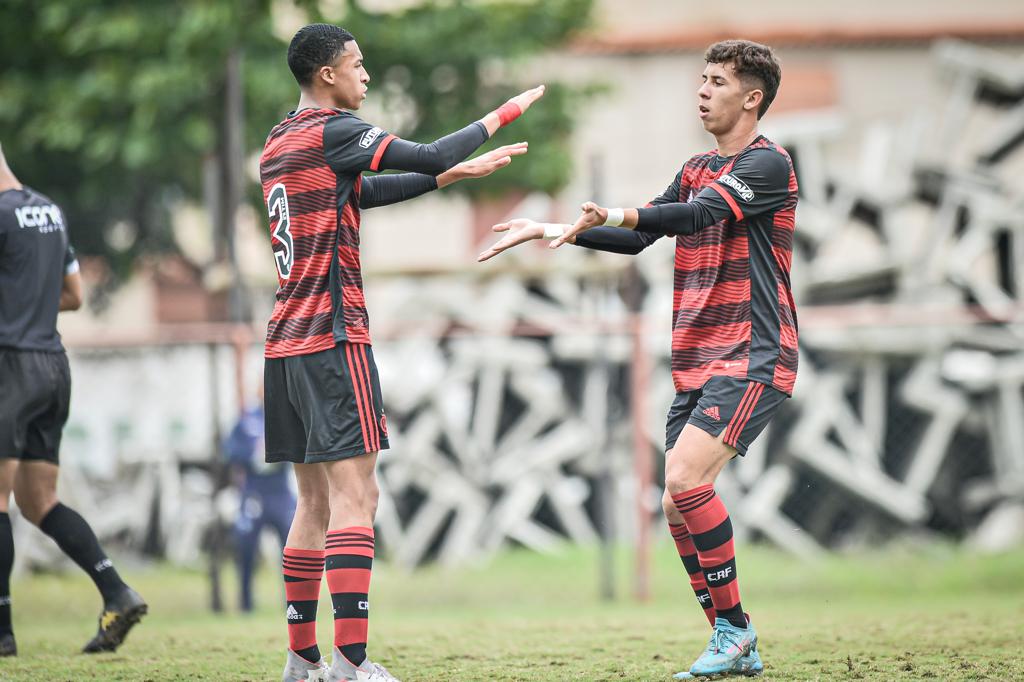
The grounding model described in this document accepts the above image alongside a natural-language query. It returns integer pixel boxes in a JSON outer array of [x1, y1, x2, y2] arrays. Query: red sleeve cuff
[[369, 134, 398, 172], [709, 182, 744, 221]]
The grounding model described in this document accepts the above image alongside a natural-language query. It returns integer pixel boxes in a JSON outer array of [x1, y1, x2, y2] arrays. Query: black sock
[[0, 513, 12, 636], [39, 503, 126, 603]]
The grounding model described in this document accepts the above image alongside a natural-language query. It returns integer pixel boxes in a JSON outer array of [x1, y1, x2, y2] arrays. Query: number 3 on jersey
[[267, 183, 293, 279]]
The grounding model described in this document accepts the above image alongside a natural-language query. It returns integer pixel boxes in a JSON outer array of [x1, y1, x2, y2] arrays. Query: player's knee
[[664, 460, 704, 497], [13, 490, 54, 525], [328, 479, 378, 518], [661, 490, 679, 519]]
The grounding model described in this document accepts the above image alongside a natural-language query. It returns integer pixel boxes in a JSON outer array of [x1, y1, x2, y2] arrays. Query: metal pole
[[621, 259, 651, 602], [630, 308, 652, 602], [590, 153, 616, 602], [208, 341, 224, 612], [223, 47, 250, 324]]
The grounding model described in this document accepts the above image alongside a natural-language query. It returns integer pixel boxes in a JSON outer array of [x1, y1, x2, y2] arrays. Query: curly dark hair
[[287, 23, 356, 87], [704, 40, 781, 119]]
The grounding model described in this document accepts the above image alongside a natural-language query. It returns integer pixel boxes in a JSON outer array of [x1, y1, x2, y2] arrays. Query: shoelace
[[704, 627, 743, 656], [367, 662, 397, 681]]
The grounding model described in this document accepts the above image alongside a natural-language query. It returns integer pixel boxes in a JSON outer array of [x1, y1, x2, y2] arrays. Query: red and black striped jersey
[[667, 136, 798, 394], [259, 108, 397, 358]]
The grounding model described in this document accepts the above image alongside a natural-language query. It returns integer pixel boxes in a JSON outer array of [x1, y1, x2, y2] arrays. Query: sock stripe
[[671, 485, 716, 513], [283, 559, 325, 571], [668, 522, 691, 542], [283, 579, 322, 601], [324, 568, 372, 593], [283, 547, 324, 663], [326, 554, 374, 570], [681, 552, 703, 576], [692, 517, 733, 553]]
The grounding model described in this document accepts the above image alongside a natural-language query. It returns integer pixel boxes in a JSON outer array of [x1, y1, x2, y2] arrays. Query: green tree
[[0, 0, 595, 285]]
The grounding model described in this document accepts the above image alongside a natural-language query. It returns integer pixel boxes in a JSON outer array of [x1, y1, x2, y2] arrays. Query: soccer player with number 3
[[479, 40, 798, 679], [260, 23, 543, 682]]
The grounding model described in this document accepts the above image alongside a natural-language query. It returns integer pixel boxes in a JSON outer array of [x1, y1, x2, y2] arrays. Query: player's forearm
[[59, 289, 81, 311], [573, 226, 655, 255], [634, 202, 717, 236], [378, 123, 489, 176], [59, 272, 82, 311], [360, 173, 438, 209]]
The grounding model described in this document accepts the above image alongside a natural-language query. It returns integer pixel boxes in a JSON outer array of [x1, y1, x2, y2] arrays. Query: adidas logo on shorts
[[702, 406, 721, 421]]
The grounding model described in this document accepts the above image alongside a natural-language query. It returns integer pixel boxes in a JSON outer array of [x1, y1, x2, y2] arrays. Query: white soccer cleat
[[282, 649, 329, 682], [326, 647, 400, 681]]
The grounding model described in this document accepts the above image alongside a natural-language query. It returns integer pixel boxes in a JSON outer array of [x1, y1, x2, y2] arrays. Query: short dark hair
[[287, 24, 356, 87], [704, 40, 781, 119]]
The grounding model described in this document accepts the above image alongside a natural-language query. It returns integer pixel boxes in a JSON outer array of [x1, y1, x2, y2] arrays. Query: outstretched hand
[[439, 142, 529, 188], [476, 218, 547, 262], [549, 201, 607, 249], [507, 85, 546, 115]]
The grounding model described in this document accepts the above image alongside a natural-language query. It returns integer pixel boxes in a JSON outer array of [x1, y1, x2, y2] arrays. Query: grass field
[[1, 541, 1021, 681]]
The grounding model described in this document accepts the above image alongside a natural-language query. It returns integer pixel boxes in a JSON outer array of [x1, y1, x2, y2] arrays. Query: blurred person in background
[[262, 23, 544, 682], [479, 40, 797, 679], [224, 382, 295, 613], [0, 142, 147, 656]]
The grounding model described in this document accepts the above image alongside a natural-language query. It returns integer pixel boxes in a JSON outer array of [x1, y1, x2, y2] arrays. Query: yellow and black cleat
[[82, 587, 148, 653]]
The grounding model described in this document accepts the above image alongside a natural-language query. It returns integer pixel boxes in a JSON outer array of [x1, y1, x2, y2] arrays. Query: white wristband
[[542, 223, 564, 240], [604, 208, 625, 227]]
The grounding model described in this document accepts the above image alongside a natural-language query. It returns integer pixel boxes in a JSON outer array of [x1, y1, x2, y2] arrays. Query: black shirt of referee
[[0, 183, 81, 463], [0, 187, 80, 352]]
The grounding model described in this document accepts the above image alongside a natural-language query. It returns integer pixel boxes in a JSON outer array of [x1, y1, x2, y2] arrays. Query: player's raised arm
[[360, 142, 529, 210], [326, 85, 544, 185], [373, 85, 544, 176], [551, 149, 790, 248]]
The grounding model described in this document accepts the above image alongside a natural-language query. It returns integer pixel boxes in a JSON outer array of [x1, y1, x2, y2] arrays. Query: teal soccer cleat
[[673, 613, 762, 679], [688, 617, 757, 677], [673, 647, 761, 679]]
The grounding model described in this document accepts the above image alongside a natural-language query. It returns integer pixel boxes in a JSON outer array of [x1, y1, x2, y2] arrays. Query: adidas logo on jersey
[[702, 406, 721, 421], [286, 604, 302, 620], [719, 173, 755, 201]]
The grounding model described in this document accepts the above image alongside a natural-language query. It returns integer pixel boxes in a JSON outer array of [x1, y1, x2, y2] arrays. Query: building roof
[[572, 22, 1024, 54]]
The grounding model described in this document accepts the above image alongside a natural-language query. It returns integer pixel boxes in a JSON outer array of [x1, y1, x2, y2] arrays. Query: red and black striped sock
[[671, 484, 746, 629], [326, 527, 374, 667], [668, 521, 716, 626], [282, 547, 324, 664]]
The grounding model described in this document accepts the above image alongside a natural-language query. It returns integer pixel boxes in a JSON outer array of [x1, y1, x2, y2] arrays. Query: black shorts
[[665, 376, 787, 455], [264, 342, 389, 464], [0, 348, 71, 463]]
